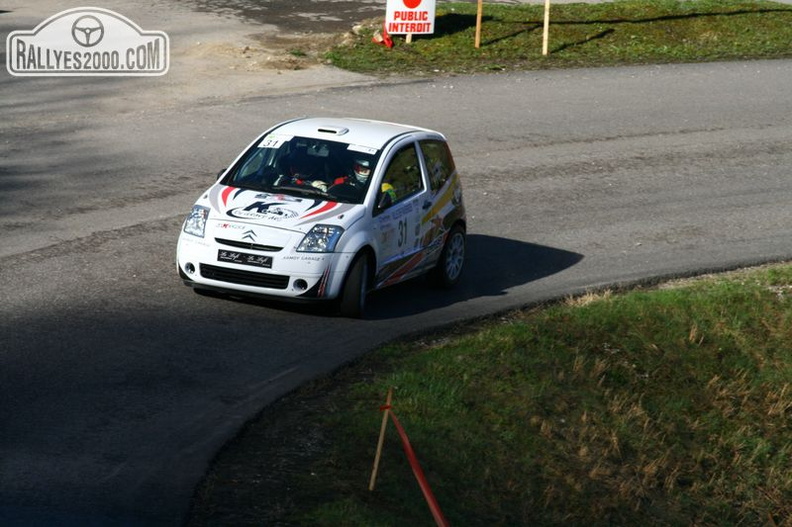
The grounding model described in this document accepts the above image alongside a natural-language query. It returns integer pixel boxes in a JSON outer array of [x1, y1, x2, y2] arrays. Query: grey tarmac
[[2, 1, 792, 525]]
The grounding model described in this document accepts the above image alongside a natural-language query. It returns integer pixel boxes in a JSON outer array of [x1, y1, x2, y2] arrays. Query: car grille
[[200, 264, 289, 290], [215, 238, 283, 252]]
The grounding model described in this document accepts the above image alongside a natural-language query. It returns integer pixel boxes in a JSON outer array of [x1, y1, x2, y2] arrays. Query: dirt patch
[[177, 31, 348, 73], [153, 21, 378, 108]]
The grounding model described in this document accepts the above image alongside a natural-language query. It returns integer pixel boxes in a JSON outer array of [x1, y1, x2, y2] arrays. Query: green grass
[[326, 0, 792, 75], [187, 3, 792, 524], [190, 265, 792, 526]]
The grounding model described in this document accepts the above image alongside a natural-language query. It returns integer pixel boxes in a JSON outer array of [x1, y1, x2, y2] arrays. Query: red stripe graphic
[[220, 186, 235, 207], [317, 266, 331, 297], [381, 252, 425, 288], [300, 201, 337, 220]]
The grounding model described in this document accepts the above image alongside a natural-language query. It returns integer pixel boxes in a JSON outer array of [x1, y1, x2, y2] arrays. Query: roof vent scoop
[[317, 126, 349, 135]]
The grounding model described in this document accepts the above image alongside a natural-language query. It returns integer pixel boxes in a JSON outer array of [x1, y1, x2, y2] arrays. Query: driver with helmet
[[331, 158, 372, 188], [330, 157, 398, 205]]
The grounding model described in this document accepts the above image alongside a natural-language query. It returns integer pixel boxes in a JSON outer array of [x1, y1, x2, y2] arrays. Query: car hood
[[203, 185, 362, 232]]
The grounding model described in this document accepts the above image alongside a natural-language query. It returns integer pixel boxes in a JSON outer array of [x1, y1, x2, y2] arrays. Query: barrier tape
[[383, 406, 450, 527]]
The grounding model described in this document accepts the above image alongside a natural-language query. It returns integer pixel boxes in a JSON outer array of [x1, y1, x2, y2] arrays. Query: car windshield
[[221, 135, 381, 204]]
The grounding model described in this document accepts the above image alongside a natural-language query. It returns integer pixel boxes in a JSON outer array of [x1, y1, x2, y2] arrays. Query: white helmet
[[353, 159, 371, 184]]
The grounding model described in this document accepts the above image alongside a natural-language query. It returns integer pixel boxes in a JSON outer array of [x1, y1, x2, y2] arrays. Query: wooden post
[[475, 0, 484, 49], [369, 387, 393, 491], [406, 33, 413, 44], [542, 0, 551, 55]]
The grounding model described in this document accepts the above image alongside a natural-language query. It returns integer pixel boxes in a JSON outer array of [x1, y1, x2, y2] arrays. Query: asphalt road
[[2, 1, 792, 526]]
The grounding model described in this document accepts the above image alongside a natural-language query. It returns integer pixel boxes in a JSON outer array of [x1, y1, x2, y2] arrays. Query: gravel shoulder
[[1, 0, 378, 113]]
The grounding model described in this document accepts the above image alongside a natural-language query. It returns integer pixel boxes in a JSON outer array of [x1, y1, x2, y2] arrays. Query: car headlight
[[183, 205, 210, 238], [297, 225, 344, 253]]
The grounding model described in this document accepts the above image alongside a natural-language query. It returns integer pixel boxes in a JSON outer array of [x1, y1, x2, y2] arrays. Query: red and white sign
[[385, 0, 436, 35]]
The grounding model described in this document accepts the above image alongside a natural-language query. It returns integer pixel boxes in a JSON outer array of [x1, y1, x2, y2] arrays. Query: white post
[[475, 0, 483, 49], [542, 0, 551, 56]]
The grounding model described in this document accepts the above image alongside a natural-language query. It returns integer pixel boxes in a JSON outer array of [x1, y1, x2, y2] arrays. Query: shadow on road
[[197, 234, 583, 320], [365, 234, 583, 320]]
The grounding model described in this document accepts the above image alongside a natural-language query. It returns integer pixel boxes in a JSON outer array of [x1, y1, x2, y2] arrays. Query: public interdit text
[[387, 10, 432, 34]]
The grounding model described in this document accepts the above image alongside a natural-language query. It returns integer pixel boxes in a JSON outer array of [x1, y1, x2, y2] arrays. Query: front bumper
[[177, 235, 352, 300]]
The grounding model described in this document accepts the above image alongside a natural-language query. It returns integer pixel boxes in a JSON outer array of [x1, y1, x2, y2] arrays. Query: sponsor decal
[[218, 250, 273, 268], [281, 255, 326, 262], [390, 201, 415, 220], [263, 193, 303, 203], [7, 7, 169, 76], [348, 144, 378, 155], [227, 201, 299, 221], [217, 222, 245, 230], [421, 216, 445, 249], [422, 173, 460, 223]]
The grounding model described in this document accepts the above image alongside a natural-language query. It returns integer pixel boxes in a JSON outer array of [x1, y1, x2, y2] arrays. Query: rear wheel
[[339, 255, 369, 318], [431, 225, 465, 288]]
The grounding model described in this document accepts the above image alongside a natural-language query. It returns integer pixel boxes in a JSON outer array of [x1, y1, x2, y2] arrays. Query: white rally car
[[177, 117, 466, 317]]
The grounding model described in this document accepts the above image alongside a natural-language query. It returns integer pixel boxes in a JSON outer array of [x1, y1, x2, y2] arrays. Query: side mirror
[[216, 169, 225, 180]]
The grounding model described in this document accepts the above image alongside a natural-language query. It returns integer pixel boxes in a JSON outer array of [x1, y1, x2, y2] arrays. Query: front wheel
[[339, 255, 369, 318], [430, 225, 465, 288]]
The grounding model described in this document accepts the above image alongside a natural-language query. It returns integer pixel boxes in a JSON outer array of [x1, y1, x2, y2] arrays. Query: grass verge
[[188, 2, 792, 524], [325, 0, 792, 75], [189, 264, 792, 526]]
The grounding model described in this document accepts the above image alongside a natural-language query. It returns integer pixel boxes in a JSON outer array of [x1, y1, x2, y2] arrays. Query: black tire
[[430, 225, 465, 288], [339, 254, 369, 318]]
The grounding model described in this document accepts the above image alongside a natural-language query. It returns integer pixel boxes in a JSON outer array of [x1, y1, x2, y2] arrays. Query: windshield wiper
[[271, 184, 328, 198]]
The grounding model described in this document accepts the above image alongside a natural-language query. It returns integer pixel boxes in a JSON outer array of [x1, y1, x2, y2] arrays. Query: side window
[[420, 139, 455, 192], [379, 143, 423, 209]]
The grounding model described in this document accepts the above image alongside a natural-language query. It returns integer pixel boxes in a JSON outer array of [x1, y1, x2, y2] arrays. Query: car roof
[[269, 117, 443, 150]]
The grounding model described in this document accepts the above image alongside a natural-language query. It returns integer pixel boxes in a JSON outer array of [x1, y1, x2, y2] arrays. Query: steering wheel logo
[[71, 15, 104, 47]]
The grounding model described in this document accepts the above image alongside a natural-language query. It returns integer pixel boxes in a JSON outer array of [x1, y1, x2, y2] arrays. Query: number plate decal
[[217, 250, 273, 268]]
